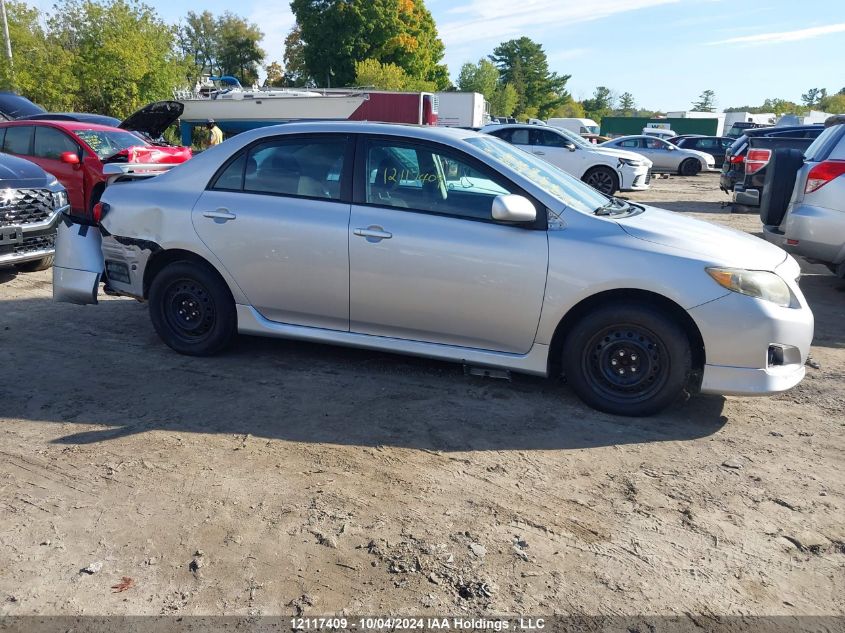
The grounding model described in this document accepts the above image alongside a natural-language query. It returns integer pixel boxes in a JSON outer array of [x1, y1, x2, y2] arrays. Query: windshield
[[465, 135, 609, 214], [75, 129, 146, 160]]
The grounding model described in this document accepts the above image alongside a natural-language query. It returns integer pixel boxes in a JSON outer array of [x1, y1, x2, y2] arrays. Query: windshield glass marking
[[465, 135, 609, 215]]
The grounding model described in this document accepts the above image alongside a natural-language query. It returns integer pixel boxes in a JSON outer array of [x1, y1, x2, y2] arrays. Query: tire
[[148, 260, 236, 356], [679, 158, 701, 176], [760, 148, 804, 227], [561, 302, 692, 416], [582, 166, 619, 195], [15, 255, 54, 272]]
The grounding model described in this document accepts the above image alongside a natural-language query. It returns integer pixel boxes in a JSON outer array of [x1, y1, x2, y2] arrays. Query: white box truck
[[434, 92, 490, 128]]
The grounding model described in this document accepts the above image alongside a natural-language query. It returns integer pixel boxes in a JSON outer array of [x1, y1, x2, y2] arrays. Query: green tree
[[178, 11, 264, 85], [457, 59, 499, 99], [617, 91, 635, 115], [291, 0, 448, 89], [582, 86, 614, 121], [819, 93, 845, 114], [551, 97, 585, 118], [354, 58, 435, 91], [489, 84, 518, 117], [801, 87, 827, 108], [489, 37, 570, 119], [692, 89, 716, 112], [49, 0, 190, 117], [282, 25, 311, 86], [264, 61, 284, 87]]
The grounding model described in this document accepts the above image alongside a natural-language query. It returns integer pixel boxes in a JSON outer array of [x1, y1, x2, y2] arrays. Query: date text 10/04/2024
[[290, 617, 546, 630]]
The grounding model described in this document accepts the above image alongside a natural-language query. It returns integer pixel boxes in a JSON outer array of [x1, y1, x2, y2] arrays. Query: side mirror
[[60, 151, 80, 165], [565, 142, 576, 152], [492, 194, 536, 223]]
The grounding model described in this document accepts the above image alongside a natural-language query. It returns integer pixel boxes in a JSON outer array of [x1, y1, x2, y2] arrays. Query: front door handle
[[353, 226, 392, 242], [533, 151, 545, 156], [203, 209, 237, 221]]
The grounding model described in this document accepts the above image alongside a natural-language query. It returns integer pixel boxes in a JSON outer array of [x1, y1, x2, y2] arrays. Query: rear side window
[[2, 126, 34, 155], [33, 127, 80, 159], [211, 135, 349, 200], [803, 125, 843, 162]]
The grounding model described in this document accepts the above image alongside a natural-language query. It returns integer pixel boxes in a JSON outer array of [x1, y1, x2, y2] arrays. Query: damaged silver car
[[53, 122, 814, 416]]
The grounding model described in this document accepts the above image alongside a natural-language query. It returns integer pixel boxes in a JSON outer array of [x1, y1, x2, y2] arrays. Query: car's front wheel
[[582, 166, 619, 195], [562, 303, 692, 416], [148, 261, 236, 356], [680, 158, 701, 176]]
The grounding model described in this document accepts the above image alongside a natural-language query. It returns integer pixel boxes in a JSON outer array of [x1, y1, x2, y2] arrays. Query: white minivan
[[482, 123, 652, 195], [546, 117, 601, 136]]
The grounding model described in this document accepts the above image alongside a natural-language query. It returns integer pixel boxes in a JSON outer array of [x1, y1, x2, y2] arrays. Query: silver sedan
[[53, 122, 813, 416], [601, 135, 716, 175]]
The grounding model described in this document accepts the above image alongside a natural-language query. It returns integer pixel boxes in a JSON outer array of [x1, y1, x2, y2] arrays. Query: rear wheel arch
[[547, 289, 705, 382], [143, 248, 233, 302]]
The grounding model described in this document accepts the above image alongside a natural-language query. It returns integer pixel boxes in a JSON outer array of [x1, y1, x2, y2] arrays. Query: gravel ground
[[1, 173, 843, 619]]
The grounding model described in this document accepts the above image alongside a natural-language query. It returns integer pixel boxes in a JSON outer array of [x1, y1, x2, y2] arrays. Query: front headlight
[[706, 267, 794, 308], [618, 158, 645, 167], [52, 190, 68, 210]]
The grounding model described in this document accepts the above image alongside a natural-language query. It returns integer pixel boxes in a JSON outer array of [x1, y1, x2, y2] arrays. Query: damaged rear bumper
[[52, 217, 104, 305]]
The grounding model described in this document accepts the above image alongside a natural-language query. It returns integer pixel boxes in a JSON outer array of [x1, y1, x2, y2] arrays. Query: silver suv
[[762, 116, 845, 277], [0, 152, 69, 271]]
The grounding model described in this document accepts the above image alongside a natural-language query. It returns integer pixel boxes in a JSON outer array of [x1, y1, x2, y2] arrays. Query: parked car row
[[601, 135, 716, 175]]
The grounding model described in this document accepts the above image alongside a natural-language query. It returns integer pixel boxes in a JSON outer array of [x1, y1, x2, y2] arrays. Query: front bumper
[[0, 208, 63, 266], [764, 202, 845, 267], [619, 165, 651, 191], [688, 257, 813, 397]]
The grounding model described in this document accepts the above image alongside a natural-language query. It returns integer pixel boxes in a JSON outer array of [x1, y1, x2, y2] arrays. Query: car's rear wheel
[[562, 303, 692, 416], [583, 166, 619, 195], [15, 255, 54, 272], [148, 261, 236, 356], [680, 158, 701, 176]]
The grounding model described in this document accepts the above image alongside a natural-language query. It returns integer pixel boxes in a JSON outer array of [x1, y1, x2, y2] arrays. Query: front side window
[[2, 126, 34, 155], [364, 140, 515, 221], [645, 138, 669, 150], [533, 130, 567, 148], [34, 127, 80, 160], [213, 136, 348, 200], [619, 139, 641, 148], [509, 128, 530, 145]]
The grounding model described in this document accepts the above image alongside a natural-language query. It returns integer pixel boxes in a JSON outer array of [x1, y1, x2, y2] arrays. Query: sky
[[29, 0, 845, 111]]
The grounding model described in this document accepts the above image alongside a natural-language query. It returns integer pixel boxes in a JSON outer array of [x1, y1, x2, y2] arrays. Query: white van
[[546, 117, 600, 136]]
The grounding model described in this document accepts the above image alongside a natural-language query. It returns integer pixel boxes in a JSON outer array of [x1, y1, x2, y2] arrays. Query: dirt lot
[[1, 173, 843, 619]]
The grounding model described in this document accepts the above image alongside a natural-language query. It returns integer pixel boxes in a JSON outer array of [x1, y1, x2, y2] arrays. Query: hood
[[120, 100, 184, 139], [616, 205, 787, 270], [0, 153, 54, 188], [590, 145, 653, 165]]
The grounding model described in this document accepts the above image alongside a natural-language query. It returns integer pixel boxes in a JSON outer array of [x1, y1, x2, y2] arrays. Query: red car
[[0, 114, 190, 219]]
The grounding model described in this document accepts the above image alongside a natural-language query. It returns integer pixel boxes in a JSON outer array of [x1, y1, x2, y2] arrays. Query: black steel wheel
[[149, 261, 236, 356], [562, 302, 692, 416], [583, 167, 619, 195]]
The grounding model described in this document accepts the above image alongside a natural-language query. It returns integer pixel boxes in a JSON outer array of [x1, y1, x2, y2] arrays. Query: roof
[[0, 119, 125, 132], [222, 120, 481, 144]]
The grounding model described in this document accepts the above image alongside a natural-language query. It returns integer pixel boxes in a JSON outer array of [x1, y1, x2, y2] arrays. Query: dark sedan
[[672, 136, 733, 168]]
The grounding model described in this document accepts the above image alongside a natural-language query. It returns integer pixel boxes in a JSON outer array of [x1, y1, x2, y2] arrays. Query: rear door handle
[[353, 226, 392, 241], [533, 151, 545, 156], [203, 209, 237, 221]]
